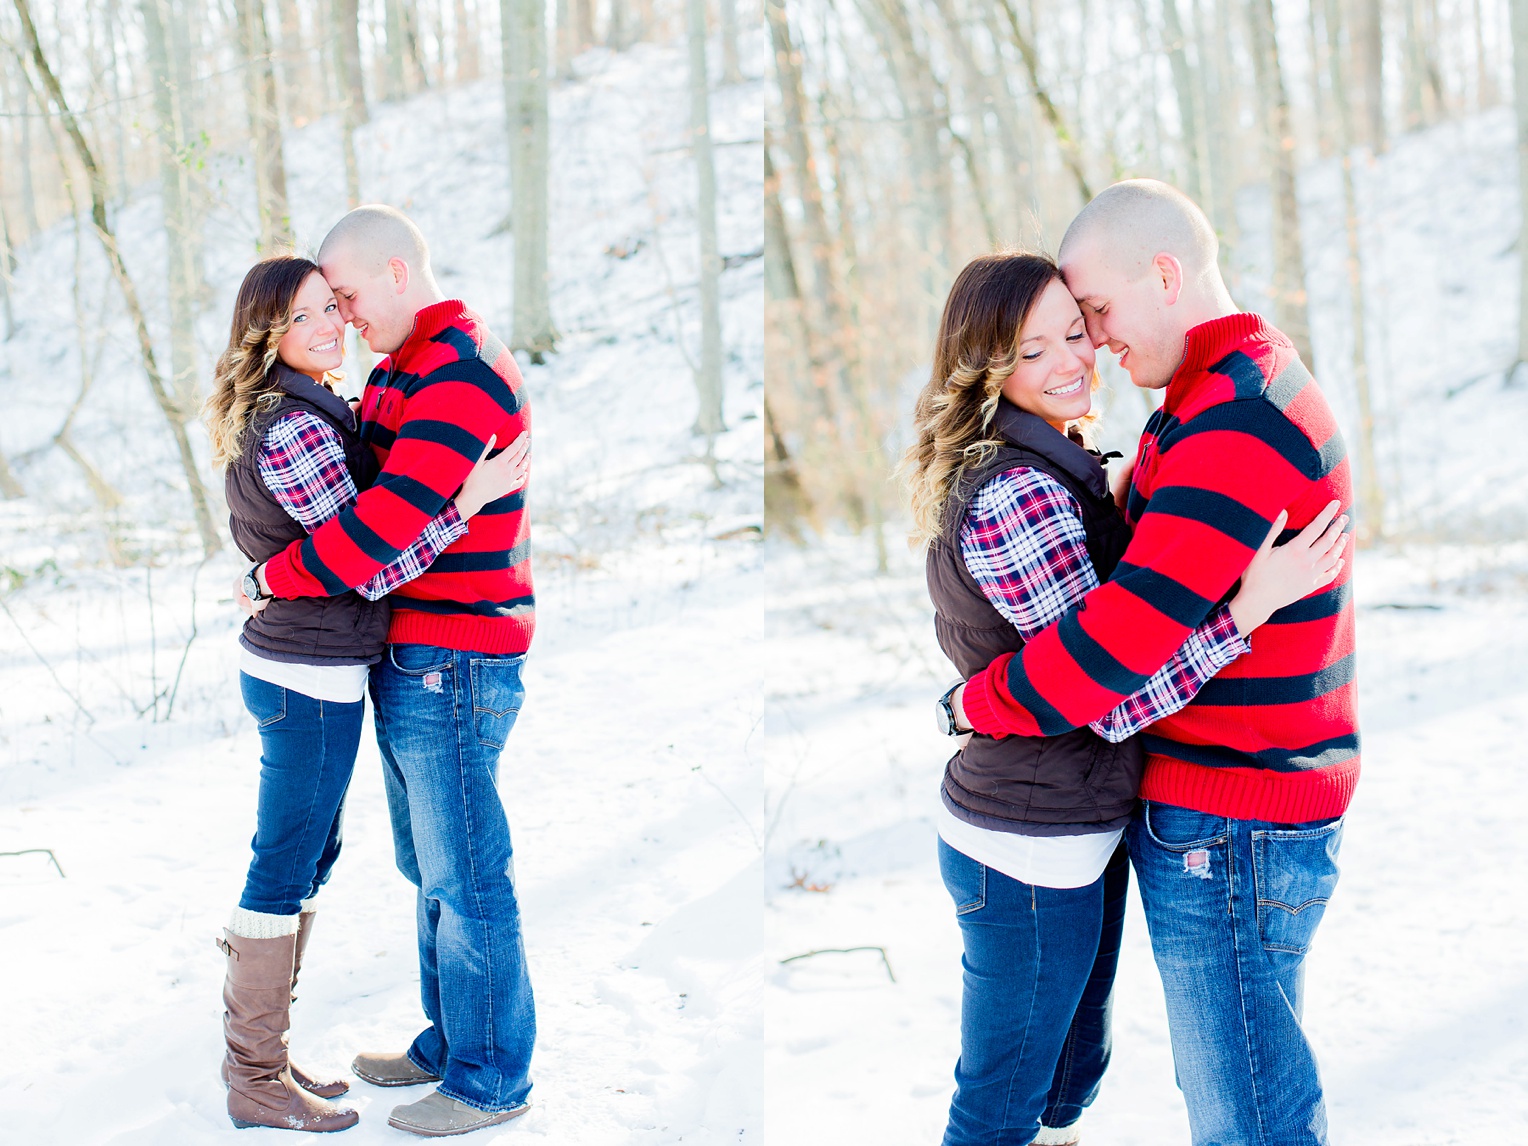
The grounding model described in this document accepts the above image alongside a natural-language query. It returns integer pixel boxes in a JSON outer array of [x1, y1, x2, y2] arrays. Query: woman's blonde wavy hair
[[203, 255, 322, 468], [900, 251, 1100, 548]]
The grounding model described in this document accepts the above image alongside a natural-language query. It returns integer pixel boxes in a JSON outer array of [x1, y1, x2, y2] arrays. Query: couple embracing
[[907, 180, 1358, 1146], [203, 206, 536, 1137]]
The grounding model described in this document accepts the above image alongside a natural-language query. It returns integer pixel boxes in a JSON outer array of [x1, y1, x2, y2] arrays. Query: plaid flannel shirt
[[257, 411, 468, 602], [960, 465, 1251, 743]]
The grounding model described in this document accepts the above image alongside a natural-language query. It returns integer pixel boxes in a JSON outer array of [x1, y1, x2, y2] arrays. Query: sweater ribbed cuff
[[960, 653, 1016, 738], [262, 549, 308, 601]]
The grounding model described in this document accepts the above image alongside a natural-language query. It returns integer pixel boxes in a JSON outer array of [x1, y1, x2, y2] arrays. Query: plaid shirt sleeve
[[257, 412, 469, 603], [958, 465, 1251, 743], [1089, 604, 1250, 743]]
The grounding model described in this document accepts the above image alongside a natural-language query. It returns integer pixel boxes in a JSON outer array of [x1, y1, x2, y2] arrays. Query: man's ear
[[1154, 253, 1184, 307], [389, 257, 411, 294]]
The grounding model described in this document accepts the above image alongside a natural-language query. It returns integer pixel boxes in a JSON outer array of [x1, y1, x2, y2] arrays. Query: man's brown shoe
[[351, 1051, 442, 1087], [387, 1090, 529, 1137]]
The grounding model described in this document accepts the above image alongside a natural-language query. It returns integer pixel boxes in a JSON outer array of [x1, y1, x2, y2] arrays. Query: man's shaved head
[[1055, 179, 1237, 390], [318, 204, 432, 278], [317, 205, 444, 355], [1058, 179, 1219, 284]]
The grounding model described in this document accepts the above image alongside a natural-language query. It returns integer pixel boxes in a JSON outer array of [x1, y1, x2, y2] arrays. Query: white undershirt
[[936, 802, 1123, 890], [239, 645, 370, 704]]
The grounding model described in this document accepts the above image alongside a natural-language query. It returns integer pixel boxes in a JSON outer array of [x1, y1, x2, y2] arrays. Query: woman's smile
[[1045, 374, 1086, 397]]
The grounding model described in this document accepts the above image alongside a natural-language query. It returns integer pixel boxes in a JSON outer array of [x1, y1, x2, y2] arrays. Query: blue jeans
[[237, 673, 363, 916], [1128, 800, 1344, 1146], [938, 837, 1129, 1146], [370, 643, 535, 1113]]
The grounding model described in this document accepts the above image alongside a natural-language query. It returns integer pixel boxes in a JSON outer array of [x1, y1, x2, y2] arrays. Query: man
[[247, 205, 537, 1137], [950, 180, 1357, 1145]]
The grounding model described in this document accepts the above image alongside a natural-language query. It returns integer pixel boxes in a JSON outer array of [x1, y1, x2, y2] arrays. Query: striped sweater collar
[[1166, 311, 1287, 413], [393, 299, 474, 367]]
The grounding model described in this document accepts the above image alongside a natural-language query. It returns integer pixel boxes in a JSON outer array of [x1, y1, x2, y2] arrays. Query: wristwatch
[[242, 564, 269, 603], [936, 680, 972, 737]]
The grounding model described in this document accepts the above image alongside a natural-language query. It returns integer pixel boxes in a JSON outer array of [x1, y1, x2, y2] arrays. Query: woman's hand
[[1109, 452, 1136, 511], [455, 432, 531, 519], [1229, 501, 1349, 636]]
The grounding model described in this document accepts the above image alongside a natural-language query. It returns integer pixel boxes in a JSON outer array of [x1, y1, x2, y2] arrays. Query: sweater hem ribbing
[[1139, 753, 1360, 823], [387, 609, 534, 655]]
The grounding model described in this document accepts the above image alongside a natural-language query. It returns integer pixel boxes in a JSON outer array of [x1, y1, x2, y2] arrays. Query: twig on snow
[[0, 594, 96, 725], [779, 946, 896, 983], [0, 848, 66, 878]]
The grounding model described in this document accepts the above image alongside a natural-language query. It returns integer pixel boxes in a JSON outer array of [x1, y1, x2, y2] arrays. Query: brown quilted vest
[[225, 364, 391, 665], [928, 401, 1143, 835]]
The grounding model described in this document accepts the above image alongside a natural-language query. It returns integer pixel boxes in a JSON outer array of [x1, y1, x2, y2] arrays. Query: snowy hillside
[[0, 32, 764, 1146], [1236, 107, 1528, 539], [763, 112, 1528, 1145]]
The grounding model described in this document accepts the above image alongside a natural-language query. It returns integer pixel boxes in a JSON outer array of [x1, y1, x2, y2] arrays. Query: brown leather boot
[[219, 929, 358, 1133], [220, 913, 349, 1100], [288, 911, 349, 1099]]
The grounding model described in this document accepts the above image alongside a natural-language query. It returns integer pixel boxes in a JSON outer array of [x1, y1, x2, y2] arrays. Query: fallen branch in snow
[[0, 848, 66, 878], [0, 594, 96, 725], [779, 946, 896, 984], [162, 556, 212, 720]]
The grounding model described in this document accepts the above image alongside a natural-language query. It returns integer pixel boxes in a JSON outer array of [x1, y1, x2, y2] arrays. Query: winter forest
[[0, 0, 765, 1141], [0, 0, 1525, 1138], [764, 0, 1528, 1143]]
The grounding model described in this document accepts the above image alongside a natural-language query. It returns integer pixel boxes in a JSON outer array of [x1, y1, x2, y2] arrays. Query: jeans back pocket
[[1252, 818, 1343, 954], [937, 838, 987, 916], [470, 656, 527, 749]]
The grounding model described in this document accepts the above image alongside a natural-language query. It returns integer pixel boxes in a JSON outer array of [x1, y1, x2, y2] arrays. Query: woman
[[202, 255, 528, 1133], [902, 252, 1346, 1146]]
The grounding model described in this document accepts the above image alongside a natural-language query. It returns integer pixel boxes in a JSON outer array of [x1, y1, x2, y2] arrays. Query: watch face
[[243, 572, 260, 600]]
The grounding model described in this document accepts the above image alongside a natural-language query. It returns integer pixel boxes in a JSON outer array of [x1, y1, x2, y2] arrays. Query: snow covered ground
[[0, 30, 764, 1146], [764, 536, 1528, 1146]]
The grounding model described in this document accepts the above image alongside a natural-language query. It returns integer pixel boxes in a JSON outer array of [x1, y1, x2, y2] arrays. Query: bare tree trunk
[[12, 0, 220, 555], [1511, 0, 1528, 371], [1473, 0, 1498, 107], [687, 0, 723, 435], [1306, 0, 1331, 156], [994, 0, 1092, 203], [9, 60, 40, 237], [766, 0, 847, 419], [384, 0, 408, 98], [276, 0, 311, 123], [607, 0, 628, 49], [0, 170, 15, 340], [334, 0, 368, 209], [1200, 0, 1240, 288], [234, 0, 293, 249], [575, 0, 595, 50], [457, 0, 482, 79], [141, 0, 201, 415], [1246, 0, 1313, 364], [502, 0, 557, 358], [859, 0, 954, 290], [103, 0, 130, 201], [719, 0, 743, 83], [1325, 0, 1383, 539], [402, 0, 431, 89], [1354, 0, 1385, 151], [929, 0, 1031, 234], [1160, 0, 1207, 202]]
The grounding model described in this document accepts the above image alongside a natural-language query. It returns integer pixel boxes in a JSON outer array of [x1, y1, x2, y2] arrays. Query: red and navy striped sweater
[[263, 299, 534, 655], [961, 312, 1358, 823]]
